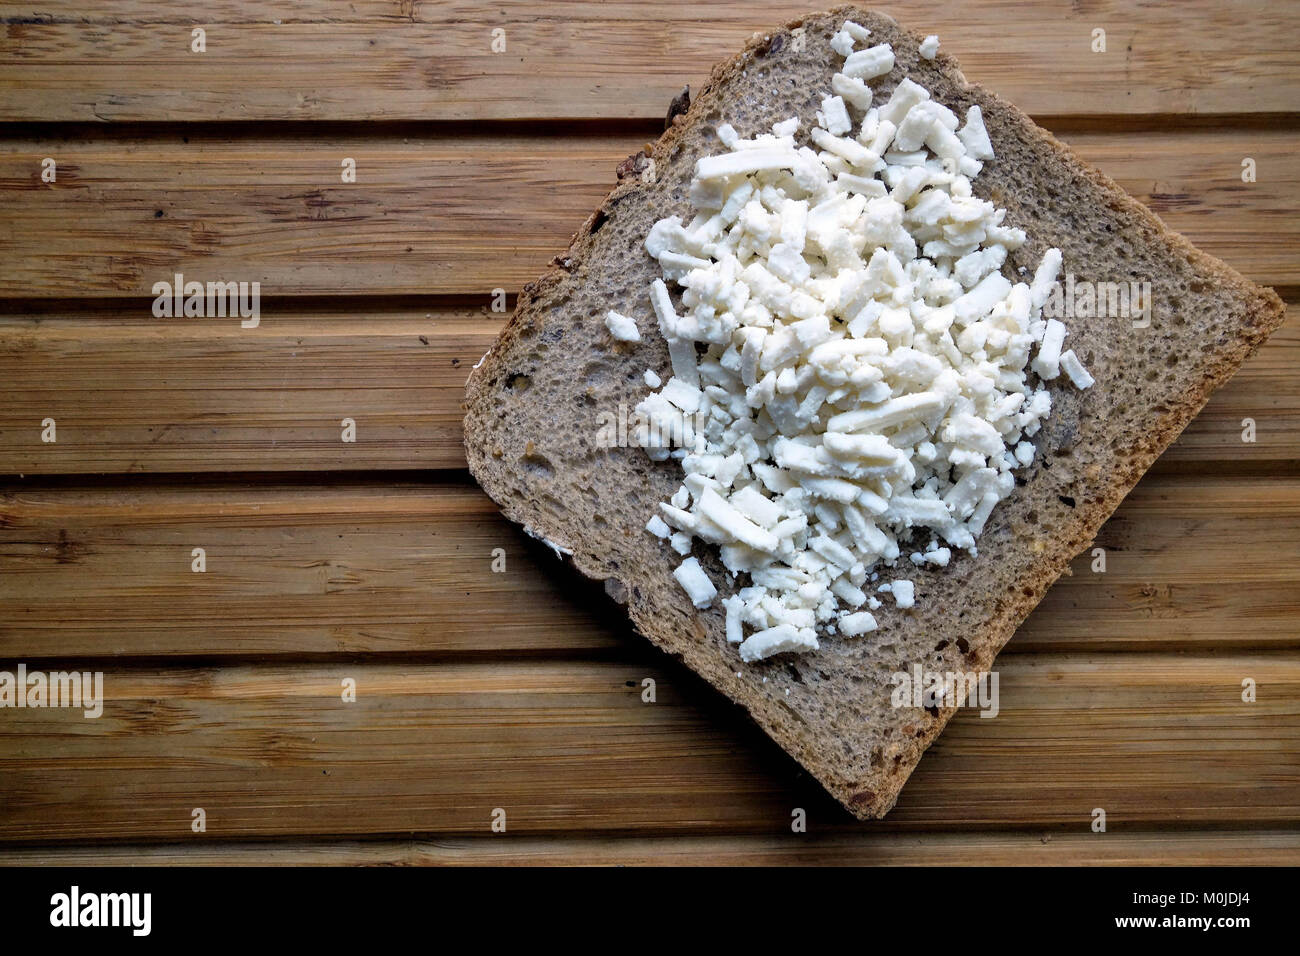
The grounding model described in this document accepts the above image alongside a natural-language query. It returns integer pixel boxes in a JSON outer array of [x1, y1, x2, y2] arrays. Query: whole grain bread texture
[[464, 7, 1286, 819]]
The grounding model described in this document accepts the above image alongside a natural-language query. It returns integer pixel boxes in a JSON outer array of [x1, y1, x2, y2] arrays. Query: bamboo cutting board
[[0, 1, 1298, 865]]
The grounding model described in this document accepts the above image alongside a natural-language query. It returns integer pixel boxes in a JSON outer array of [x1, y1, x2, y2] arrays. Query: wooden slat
[[0, 304, 1294, 475], [0, 129, 1294, 297], [0, 132, 613, 298], [1, 0, 1294, 868], [1, 476, 1297, 660], [4, 829, 1299, 866], [0, 480, 627, 658], [1065, 132, 1298, 293], [0, 653, 1295, 840], [1, 2, 1296, 122], [0, 311, 488, 474]]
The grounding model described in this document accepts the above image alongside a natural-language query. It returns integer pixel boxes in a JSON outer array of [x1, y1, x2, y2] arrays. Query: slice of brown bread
[[463, 6, 1286, 819]]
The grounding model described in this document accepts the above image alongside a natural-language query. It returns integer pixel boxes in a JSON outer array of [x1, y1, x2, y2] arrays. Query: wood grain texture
[[0, 654, 1295, 841], [1, 476, 1297, 660], [4, 830, 1298, 866], [0, 479, 628, 659], [0, 304, 1295, 474], [1, 0, 1297, 865], [1, 1, 1296, 122], [0, 128, 1294, 297], [0, 310, 490, 473]]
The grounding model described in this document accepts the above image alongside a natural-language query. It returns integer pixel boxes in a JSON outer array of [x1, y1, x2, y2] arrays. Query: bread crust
[[465, 7, 1287, 819]]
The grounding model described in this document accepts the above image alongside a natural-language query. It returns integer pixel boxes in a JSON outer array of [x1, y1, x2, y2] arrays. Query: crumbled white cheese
[[523, 526, 573, 558], [605, 310, 641, 342], [644, 368, 662, 388], [1031, 318, 1067, 380], [839, 611, 878, 636], [831, 73, 873, 111], [829, 30, 856, 60], [842, 20, 872, 43], [739, 624, 819, 663], [772, 116, 800, 138], [631, 26, 1092, 662], [1059, 349, 1095, 389], [673, 556, 717, 608], [842, 44, 896, 81], [818, 95, 853, 137], [919, 35, 940, 60], [957, 105, 994, 161]]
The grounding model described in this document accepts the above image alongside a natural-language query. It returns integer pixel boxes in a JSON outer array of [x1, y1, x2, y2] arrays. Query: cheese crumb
[[605, 310, 641, 342], [739, 624, 819, 663], [919, 35, 940, 60], [842, 20, 872, 43], [1059, 349, 1095, 389], [673, 557, 717, 608], [840, 611, 878, 636]]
